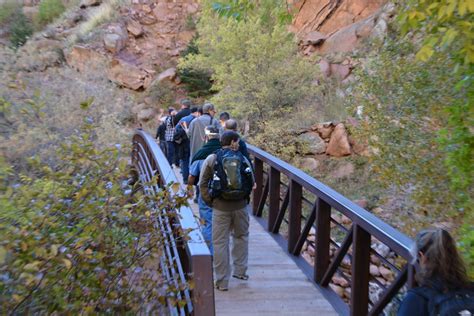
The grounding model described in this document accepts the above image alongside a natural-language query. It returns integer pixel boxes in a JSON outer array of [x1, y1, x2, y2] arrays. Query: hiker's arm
[[198, 155, 215, 206]]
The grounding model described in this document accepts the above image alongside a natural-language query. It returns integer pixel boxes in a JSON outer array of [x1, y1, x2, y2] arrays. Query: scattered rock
[[137, 108, 156, 122], [300, 157, 320, 171], [306, 245, 315, 257], [371, 254, 381, 265], [319, 59, 331, 77], [370, 264, 380, 277], [326, 123, 351, 157], [373, 243, 390, 257], [330, 63, 351, 80], [331, 162, 355, 179], [67, 45, 107, 73], [311, 122, 335, 139], [354, 199, 368, 209], [127, 19, 144, 37], [379, 266, 394, 280], [157, 67, 177, 83], [298, 132, 327, 155], [104, 33, 126, 54], [302, 252, 313, 265], [329, 284, 345, 297], [332, 275, 349, 287], [108, 58, 150, 90]]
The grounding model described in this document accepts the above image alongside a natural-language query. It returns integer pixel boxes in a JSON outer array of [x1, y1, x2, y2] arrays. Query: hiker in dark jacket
[[175, 107, 200, 184], [398, 228, 472, 315], [173, 99, 192, 125], [156, 116, 167, 158]]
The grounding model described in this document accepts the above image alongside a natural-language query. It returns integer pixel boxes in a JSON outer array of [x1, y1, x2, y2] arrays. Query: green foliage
[[179, 0, 317, 129], [38, 0, 66, 25], [9, 10, 34, 49], [0, 0, 21, 24], [0, 120, 189, 313]]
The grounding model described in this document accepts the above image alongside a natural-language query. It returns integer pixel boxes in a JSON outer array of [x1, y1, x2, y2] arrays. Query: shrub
[[0, 119, 189, 313], [38, 0, 66, 25], [9, 10, 33, 49]]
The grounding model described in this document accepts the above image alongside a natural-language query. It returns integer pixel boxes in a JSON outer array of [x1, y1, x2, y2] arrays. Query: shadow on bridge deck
[[172, 166, 336, 316]]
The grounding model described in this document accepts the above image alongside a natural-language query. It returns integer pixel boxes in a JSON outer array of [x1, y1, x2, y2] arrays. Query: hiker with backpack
[[187, 125, 222, 253], [199, 131, 255, 291], [398, 228, 473, 315], [174, 106, 200, 184], [224, 119, 251, 164]]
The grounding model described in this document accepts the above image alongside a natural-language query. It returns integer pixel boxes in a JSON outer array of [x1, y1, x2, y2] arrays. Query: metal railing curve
[[248, 144, 415, 316], [132, 129, 214, 316]]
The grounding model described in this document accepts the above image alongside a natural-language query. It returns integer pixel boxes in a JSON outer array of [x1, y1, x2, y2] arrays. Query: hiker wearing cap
[[188, 102, 221, 160], [187, 125, 222, 253]]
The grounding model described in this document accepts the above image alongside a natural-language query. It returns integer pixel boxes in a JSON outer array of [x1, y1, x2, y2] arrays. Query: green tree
[[179, 0, 317, 128], [38, 0, 65, 25]]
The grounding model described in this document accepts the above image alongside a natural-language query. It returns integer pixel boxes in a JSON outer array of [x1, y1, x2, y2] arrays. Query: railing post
[[191, 255, 215, 316], [268, 167, 280, 231], [252, 157, 263, 216], [288, 180, 302, 254], [314, 199, 331, 283], [351, 224, 371, 316]]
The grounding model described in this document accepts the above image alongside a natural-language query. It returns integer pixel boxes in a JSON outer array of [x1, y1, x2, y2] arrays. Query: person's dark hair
[[168, 108, 175, 115], [198, 106, 203, 115], [180, 98, 192, 108], [204, 125, 220, 140], [190, 107, 198, 113], [412, 228, 469, 290], [224, 119, 238, 131], [219, 112, 230, 121], [220, 131, 240, 147]]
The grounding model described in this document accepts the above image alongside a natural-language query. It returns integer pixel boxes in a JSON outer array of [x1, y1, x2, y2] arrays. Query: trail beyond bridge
[[132, 130, 416, 316]]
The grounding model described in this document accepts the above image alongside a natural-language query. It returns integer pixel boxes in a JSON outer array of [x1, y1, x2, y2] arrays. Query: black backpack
[[173, 124, 188, 144], [416, 286, 474, 316], [208, 149, 253, 201]]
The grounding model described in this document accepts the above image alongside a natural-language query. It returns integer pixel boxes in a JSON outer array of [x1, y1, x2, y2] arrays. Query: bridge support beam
[[288, 180, 302, 254], [268, 167, 280, 231], [314, 199, 331, 283], [252, 158, 263, 216], [351, 224, 370, 316]]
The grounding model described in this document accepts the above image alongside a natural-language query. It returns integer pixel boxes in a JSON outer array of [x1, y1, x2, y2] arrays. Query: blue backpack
[[208, 149, 253, 201], [416, 286, 474, 316]]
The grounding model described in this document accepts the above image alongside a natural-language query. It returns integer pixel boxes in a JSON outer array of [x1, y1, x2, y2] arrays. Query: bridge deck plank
[[173, 167, 336, 316]]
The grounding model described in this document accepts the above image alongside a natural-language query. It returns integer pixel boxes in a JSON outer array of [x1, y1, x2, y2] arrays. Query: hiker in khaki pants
[[199, 131, 254, 291]]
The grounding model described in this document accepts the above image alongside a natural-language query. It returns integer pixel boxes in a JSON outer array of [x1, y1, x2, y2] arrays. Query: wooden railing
[[248, 144, 415, 316], [132, 130, 214, 316]]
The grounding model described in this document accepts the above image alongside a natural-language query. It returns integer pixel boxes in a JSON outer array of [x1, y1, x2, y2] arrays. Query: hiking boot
[[232, 274, 249, 281], [214, 283, 228, 291]]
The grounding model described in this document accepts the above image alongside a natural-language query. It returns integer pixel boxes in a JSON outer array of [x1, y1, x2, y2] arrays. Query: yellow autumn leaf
[[458, 0, 467, 15], [50, 244, 59, 257], [24, 261, 41, 272], [12, 294, 23, 302], [416, 45, 434, 61], [145, 211, 151, 217], [0, 246, 6, 265], [63, 259, 72, 269], [84, 248, 93, 255], [171, 182, 180, 193]]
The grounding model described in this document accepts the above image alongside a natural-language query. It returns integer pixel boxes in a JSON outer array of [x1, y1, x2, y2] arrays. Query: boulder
[[157, 67, 177, 83], [108, 58, 149, 90], [379, 266, 394, 280], [319, 59, 331, 78], [326, 123, 351, 157], [67, 45, 107, 73], [298, 132, 327, 155], [354, 199, 368, 209], [300, 157, 319, 171], [126, 19, 143, 37]]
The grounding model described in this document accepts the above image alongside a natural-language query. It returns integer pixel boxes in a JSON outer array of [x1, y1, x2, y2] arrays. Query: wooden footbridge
[[132, 129, 415, 316]]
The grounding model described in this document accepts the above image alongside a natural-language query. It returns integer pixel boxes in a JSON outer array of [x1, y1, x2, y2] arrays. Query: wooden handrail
[[247, 144, 414, 316], [132, 130, 215, 316]]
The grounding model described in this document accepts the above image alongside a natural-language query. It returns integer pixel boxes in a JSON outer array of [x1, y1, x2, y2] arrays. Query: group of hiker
[[156, 99, 473, 313], [156, 99, 254, 291]]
